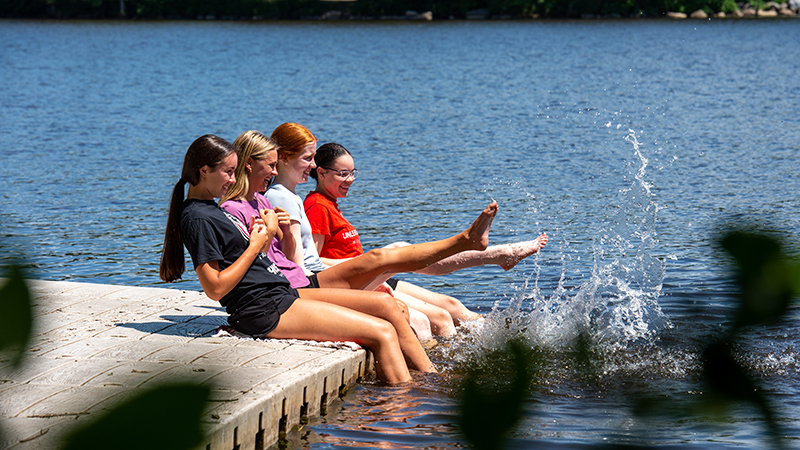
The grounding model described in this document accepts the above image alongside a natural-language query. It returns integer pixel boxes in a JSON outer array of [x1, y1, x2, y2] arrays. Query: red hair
[[270, 123, 317, 160]]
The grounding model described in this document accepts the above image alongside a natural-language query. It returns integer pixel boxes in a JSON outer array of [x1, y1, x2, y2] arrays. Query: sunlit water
[[1, 19, 799, 449]]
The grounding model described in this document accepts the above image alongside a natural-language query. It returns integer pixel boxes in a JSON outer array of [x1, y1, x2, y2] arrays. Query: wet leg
[[408, 307, 433, 342], [393, 290, 456, 337], [394, 280, 482, 325], [415, 232, 549, 275]]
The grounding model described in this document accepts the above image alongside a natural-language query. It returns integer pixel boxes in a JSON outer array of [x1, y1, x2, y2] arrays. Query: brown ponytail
[[160, 179, 188, 282]]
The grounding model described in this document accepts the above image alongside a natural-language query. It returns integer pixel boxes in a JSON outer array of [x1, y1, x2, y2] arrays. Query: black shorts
[[303, 274, 395, 290], [228, 289, 297, 338], [306, 273, 320, 289]]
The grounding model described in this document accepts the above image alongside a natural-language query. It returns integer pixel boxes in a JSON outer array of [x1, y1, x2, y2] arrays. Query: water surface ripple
[[1, 19, 799, 449]]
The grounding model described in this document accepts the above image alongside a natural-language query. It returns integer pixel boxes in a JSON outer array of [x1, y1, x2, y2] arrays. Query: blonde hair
[[221, 130, 277, 204], [270, 122, 317, 161]]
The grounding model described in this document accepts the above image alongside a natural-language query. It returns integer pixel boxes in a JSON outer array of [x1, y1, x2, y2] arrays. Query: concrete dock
[[0, 280, 370, 450]]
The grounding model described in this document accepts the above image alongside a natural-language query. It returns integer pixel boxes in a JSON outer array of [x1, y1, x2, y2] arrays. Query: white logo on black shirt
[[266, 262, 282, 275]]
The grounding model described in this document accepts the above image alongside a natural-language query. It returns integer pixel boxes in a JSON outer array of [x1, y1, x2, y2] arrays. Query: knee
[[393, 299, 410, 322], [428, 308, 455, 337], [442, 296, 462, 311], [409, 309, 432, 341], [429, 308, 454, 328], [373, 319, 399, 345], [363, 248, 390, 266], [375, 291, 402, 314]]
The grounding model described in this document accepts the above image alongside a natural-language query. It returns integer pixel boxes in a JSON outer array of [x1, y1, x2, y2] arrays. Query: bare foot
[[499, 233, 548, 270], [454, 311, 484, 325], [464, 201, 498, 251], [467, 311, 484, 321]]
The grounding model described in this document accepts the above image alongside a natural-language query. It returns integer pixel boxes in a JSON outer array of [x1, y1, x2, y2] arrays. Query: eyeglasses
[[323, 167, 359, 180]]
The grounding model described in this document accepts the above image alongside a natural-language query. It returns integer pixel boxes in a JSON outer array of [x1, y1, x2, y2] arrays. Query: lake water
[[2, 18, 800, 449]]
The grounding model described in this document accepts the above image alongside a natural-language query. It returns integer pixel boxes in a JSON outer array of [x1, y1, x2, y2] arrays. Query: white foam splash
[[488, 130, 671, 352]]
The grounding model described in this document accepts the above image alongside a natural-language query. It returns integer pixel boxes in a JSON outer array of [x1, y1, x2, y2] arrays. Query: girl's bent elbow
[[198, 280, 227, 301], [204, 290, 224, 302]]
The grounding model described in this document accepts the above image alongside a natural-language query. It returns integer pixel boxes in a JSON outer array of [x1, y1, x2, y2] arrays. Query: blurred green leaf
[[457, 339, 534, 450], [720, 231, 798, 329], [700, 228, 797, 449], [0, 265, 33, 367], [700, 338, 785, 448], [62, 384, 211, 450], [701, 339, 761, 405]]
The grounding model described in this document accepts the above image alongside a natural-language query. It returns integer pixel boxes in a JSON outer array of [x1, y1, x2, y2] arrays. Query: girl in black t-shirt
[[160, 135, 498, 384]]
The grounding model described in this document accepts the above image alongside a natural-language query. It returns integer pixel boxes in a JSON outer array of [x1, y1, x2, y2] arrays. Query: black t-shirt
[[180, 199, 298, 334]]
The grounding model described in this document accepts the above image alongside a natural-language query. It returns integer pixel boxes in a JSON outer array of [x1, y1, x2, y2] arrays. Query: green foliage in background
[[0, 0, 771, 19], [62, 384, 211, 450], [719, 230, 800, 331], [694, 228, 800, 449]]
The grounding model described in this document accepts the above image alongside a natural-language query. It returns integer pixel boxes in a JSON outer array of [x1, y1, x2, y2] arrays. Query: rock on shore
[[668, 1, 799, 18]]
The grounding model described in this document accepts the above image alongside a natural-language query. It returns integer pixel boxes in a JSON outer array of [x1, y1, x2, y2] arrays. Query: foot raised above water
[[499, 233, 548, 271], [464, 201, 498, 251]]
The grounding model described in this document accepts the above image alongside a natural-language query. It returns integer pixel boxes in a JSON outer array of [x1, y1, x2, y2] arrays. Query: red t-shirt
[[304, 191, 364, 259]]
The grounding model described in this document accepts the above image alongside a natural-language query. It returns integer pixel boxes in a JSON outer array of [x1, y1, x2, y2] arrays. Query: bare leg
[[268, 298, 411, 384], [394, 281, 482, 326], [374, 282, 433, 340], [359, 233, 548, 291], [416, 233, 549, 274], [408, 307, 433, 342], [393, 290, 456, 337], [317, 202, 497, 291], [296, 288, 435, 373]]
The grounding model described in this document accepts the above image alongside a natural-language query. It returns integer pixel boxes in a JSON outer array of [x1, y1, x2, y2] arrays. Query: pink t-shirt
[[220, 193, 310, 289]]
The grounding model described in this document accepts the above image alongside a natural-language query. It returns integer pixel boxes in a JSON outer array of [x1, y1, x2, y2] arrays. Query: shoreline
[[3, 1, 799, 21]]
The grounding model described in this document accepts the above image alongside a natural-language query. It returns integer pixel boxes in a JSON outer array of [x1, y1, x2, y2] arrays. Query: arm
[[314, 233, 348, 266], [312, 233, 326, 254], [268, 188, 314, 275], [286, 221, 311, 275], [195, 216, 275, 301]]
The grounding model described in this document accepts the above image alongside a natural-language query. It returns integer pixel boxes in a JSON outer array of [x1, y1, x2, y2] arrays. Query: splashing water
[[447, 131, 672, 366]]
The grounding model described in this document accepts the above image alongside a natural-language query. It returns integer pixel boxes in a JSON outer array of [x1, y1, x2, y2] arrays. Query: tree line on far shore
[[0, 0, 790, 20]]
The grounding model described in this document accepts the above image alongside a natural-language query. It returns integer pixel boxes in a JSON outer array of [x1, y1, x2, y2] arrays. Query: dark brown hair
[[311, 142, 351, 181], [159, 134, 237, 282]]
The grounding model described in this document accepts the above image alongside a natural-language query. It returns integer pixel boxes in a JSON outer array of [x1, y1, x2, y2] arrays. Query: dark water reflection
[[2, 19, 800, 449]]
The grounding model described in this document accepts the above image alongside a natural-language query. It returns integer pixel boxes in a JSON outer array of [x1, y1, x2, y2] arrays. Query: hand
[[249, 218, 270, 252], [272, 207, 291, 229], [258, 208, 280, 235]]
